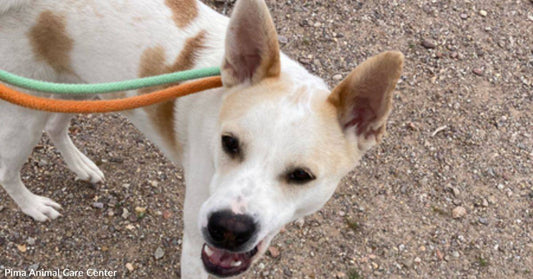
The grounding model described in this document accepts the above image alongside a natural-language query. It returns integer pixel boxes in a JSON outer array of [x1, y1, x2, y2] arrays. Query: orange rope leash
[[0, 76, 222, 113]]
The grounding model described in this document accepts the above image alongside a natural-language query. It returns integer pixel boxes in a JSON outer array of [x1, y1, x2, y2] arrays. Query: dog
[[0, 0, 403, 277]]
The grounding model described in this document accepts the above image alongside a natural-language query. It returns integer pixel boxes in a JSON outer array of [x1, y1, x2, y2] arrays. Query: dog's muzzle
[[201, 210, 260, 277]]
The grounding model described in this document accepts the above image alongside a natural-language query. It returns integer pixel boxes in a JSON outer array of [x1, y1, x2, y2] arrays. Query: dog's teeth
[[204, 245, 214, 257], [231, 261, 242, 267]]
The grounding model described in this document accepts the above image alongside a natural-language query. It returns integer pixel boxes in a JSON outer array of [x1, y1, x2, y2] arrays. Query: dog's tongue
[[207, 246, 244, 268]]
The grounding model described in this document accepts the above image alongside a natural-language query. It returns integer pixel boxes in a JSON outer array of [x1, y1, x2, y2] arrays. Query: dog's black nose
[[207, 210, 256, 251]]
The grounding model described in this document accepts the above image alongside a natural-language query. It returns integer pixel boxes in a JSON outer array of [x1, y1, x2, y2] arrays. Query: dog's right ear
[[221, 0, 281, 88]]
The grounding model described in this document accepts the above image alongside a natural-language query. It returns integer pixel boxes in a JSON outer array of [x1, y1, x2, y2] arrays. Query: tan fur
[[311, 98, 355, 174], [165, 0, 198, 28], [138, 31, 206, 157], [219, 78, 289, 122], [328, 51, 404, 143], [28, 11, 74, 73]]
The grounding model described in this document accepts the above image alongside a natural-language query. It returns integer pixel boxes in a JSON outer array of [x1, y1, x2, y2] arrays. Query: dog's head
[[199, 0, 403, 277]]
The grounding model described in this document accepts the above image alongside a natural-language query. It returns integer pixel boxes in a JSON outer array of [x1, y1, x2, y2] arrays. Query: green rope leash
[[0, 67, 221, 94]]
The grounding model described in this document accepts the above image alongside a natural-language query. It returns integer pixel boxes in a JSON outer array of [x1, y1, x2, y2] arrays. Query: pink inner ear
[[223, 53, 262, 84], [240, 53, 262, 81], [343, 97, 377, 136]]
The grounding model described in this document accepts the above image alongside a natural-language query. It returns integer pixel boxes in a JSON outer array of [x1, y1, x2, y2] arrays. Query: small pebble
[[0, 206, 4, 212], [278, 35, 288, 44], [268, 246, 280, 258], [472, 68, 484, 76], [451, 187, 461, 197], [154, 247, 165, 260], [122, 208, 130, 219], [295, 218, 305, 228], [28, 263, 40, 271], [402, 259, 413, 268], [452, 206, 467, 219], [478, 217, 489, 225], [398, 244, 406, 251], [479, 10, 487, 17], [38, 159, 48, 167], [436, 249, 444, 260], [298, 57, 312, 64], [17, 244, 27, 253], [421, 39, 437, 49], [336, 271, 346, 278], [332, 74, 343, 81], [460, 13, 468, 20], [92, 202, 104, 209], [125, 263, 134, 272], [135, 207, 147, 215], [27, 237, 36, 246]]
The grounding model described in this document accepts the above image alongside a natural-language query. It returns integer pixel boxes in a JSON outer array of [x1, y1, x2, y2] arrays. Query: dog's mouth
[[201, 242, 260, 277]]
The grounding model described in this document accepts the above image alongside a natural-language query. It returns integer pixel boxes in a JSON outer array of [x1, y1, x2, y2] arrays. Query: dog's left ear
[[221, 0, 281, 87], [328, 51, 404, 151]]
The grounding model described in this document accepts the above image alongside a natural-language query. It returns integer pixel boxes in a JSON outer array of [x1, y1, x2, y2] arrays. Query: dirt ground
[[1, 0, 532, 278]]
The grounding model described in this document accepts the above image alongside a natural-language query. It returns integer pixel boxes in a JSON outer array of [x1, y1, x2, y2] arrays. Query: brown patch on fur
[[165, 0, 198, 28], [28, 11, 74, 73], [138, 31, 206, 157]]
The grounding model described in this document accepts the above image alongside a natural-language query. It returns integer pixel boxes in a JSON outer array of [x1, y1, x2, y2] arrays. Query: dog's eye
[[287, 168, 315, 184], [221, 135, 240, 157]]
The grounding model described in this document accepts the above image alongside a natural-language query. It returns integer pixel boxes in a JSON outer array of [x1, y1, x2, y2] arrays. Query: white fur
[[0, 1, 384, 278]]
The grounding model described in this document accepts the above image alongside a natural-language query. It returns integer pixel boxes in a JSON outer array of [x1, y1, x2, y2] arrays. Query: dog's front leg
[[182, 229, 208, 279], [180, 155, 214, 279], [181, 186, 210, 279], [45, 113, 105, 184]]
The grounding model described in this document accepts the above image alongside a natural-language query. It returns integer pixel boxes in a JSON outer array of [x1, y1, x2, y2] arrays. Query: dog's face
[[198, 0, 403, 277]]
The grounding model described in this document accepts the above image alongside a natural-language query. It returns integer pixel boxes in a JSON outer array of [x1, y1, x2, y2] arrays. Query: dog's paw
[[70, 154, 105, 184], [20, 195, 62, 222]]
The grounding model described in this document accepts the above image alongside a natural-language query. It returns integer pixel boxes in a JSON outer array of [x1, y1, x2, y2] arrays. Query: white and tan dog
[[0, 0, 403, 277]]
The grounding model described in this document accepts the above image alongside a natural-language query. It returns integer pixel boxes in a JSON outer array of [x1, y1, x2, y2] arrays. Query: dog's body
[[0, 0, 403, 277]]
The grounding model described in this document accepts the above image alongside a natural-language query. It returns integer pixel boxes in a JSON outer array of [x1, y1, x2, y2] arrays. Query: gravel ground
[[1, 0, 532, 278]]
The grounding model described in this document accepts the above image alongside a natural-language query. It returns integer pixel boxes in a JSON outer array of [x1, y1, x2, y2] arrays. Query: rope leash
[[0, 67, 220, 94], [0, 76, 222, 113]]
